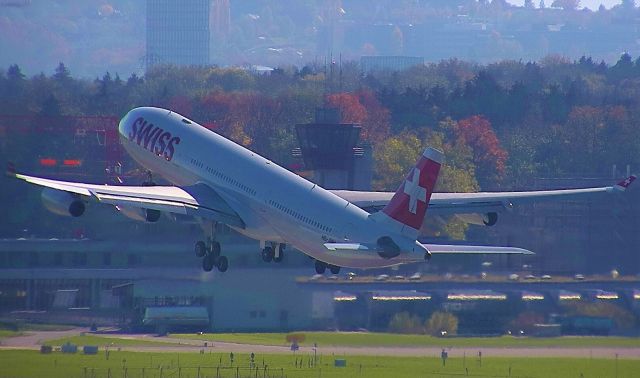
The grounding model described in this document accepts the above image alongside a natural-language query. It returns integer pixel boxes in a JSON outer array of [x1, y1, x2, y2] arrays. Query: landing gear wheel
[[211, 241, 221, 258], [202, 254, 215, 272], [314, 260, 327, 274], [273, 244, 285, 263], [329, 265, 341, 275], [262, 247, 274, 263], [195, 241, 207, 258], [217, 256, 228, 272]]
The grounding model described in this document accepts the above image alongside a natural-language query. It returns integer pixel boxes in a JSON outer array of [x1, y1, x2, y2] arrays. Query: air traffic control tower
[[294, 108, 372, 190]]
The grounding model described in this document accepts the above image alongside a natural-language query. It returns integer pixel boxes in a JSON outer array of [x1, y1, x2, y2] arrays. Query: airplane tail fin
[[371, 147, 443, 238]]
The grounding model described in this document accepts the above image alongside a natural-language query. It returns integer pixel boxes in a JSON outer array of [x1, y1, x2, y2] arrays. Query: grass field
[[18, 323, 77, 332], [0, 329, 22, 340], [0, 349, 638, 378], [0, 321, 77, 332], [170, 332, 640, 348], [43, 335, 180, 348]]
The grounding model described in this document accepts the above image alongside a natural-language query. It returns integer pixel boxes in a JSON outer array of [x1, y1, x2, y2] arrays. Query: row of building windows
[[268, 199, 333, 234]]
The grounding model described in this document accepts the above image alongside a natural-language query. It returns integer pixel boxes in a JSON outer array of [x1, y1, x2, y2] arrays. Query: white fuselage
[[118, 107, 424, 268]]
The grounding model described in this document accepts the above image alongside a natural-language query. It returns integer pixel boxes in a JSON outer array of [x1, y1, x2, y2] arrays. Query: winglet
[[614, 175, 636, 191], [6, 161, 17, 177]]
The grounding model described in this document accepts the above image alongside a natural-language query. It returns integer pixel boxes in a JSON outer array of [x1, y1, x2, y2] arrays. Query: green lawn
[[0, 322, 76, 332], [18, 323, 76, 332], [0, 349, 638, 378], [169, 331, 640, 348], [43, 335, 180, 347], [0, 329, 22, 340]]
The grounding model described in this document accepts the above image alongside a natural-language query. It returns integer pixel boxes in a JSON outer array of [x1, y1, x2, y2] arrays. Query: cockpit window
[[181, 118, 192, 125]]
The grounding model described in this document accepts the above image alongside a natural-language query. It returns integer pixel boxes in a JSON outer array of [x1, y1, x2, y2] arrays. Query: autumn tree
[[454, 115, 508, 188], [508, 311, 545, 334], [373, 131, 423, 191], [325, 90, 390, 145], [285, 333, 306, 344], [425, 312, 459, 336], [373, 120, 479, 239]]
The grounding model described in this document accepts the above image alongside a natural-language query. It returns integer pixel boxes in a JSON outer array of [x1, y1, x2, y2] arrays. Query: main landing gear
[[314, 260, 340, 275], [195, 223, 228, 272], [261, 243, 285, 263]]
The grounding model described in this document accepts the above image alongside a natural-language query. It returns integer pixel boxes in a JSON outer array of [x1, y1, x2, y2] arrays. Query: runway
[[2, 330, 639, 359]]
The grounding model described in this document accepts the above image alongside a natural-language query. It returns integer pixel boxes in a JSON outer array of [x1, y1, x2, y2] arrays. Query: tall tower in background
[[146, 0, 211, 69], [209, 0, 230, 63], [210, 0, 230, 40]]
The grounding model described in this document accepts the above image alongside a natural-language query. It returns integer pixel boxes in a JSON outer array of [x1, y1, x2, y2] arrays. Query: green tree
[[551, 0, 580, 9], [563, 302, 636, 330], [53, 62, 71, 82], [373, 131, 422, 191], [425, 312, 459, 336], [373, 121, 479, 239], [388, 312, 424, 334]]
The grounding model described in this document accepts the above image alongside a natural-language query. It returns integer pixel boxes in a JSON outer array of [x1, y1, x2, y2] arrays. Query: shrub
[[285, 333, 306, 344], [425, 312, 458, 336], [388, 312, 424, 334]]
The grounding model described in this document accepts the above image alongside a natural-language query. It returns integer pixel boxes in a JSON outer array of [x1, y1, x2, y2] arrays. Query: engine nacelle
[[483, 212, 498, 226], [117, 206, 161, 222], [455, 212, 499, 227], [41, 188, 85, 217], [376, 236, 401, 259]]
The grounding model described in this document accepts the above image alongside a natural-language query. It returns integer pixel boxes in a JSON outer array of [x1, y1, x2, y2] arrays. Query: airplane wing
[[323, 242, 532, 255], [332, 175, 635, 224], [8, 170, 245, 228], [422, 244, 533, 255]]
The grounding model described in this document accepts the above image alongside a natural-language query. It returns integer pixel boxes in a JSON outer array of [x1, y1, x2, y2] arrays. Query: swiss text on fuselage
[[128, 117, 181, 161]]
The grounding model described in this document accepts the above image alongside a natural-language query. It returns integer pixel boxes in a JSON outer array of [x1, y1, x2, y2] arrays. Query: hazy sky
[[507, 0, 623, 8]]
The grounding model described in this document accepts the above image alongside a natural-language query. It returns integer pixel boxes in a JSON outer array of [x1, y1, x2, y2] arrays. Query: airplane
[[8, 107, 636, 274]]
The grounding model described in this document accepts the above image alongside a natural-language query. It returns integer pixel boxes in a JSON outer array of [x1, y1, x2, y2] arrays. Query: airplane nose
[[118, 110, 133, 139], [118, 108, 143, 140]]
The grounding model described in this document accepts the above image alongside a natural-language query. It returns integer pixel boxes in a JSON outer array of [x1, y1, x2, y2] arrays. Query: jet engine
[[41, 188, 85, 217], [455, 212, 499, 227], [376, 236, 401, 259], [117, 206, 161, 222], [483, 212, 498, 226]]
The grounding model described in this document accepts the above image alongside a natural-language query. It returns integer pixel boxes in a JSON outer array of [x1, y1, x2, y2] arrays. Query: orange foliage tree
[[455, 115, 508, 188], [324, 90, 390, 145], [196, 91, 282, 152]]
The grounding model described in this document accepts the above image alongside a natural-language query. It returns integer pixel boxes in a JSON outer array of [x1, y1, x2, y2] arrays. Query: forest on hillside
[[2, 55, 640, 238]]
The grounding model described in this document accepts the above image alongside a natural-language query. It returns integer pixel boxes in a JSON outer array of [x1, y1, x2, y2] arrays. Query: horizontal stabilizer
[[324, 243, 370, 251], [423, 243, 533, 255]]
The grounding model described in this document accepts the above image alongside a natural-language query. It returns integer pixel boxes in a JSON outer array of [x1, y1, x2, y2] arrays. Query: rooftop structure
[[294, 108, 372, 190]]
